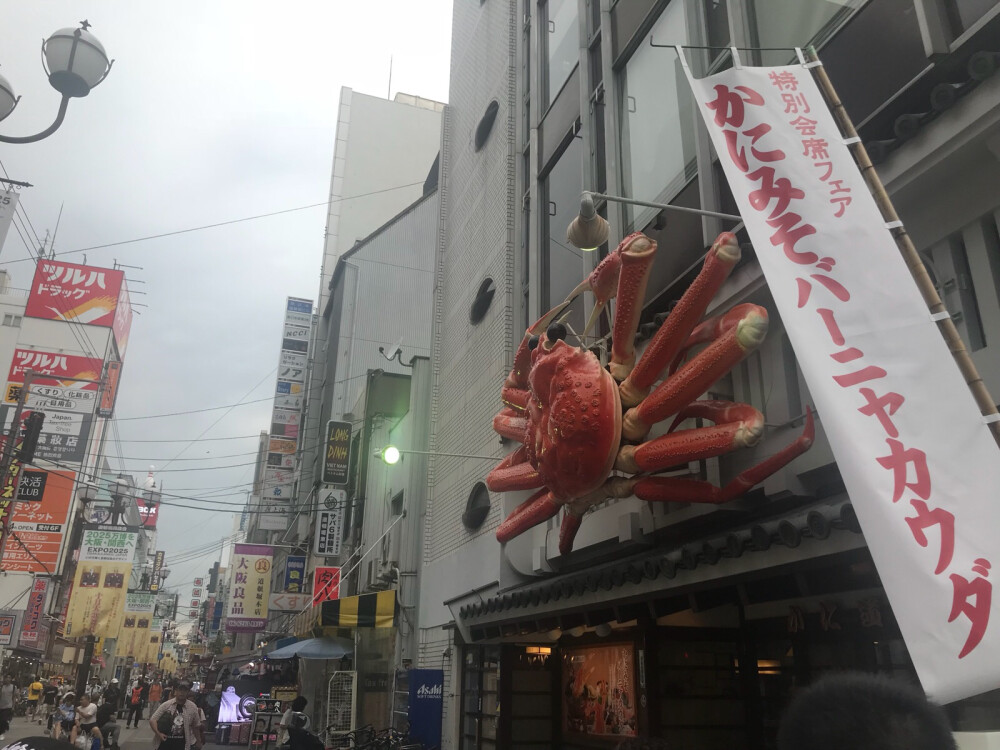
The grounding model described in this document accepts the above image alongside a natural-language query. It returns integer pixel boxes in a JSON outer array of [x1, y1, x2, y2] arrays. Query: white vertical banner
[[0, 190, 20, 254], [684, 58, 1000, 702]]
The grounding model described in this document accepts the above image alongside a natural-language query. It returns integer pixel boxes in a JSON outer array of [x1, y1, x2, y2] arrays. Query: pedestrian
[[39, 679, 58, 733], [96, 696, 119, 750], [101, 679, 121, 717], [776, 672, 957, 750], [148, 682, 202, 750], [26, 675, 43, 721], [71, 694, 101, 750], [126, 680, 148, 728], [147, 681, 162, 715], [53, 692, 75, 742], [0, 675, 15, 740], [278, 696, 308, 747]]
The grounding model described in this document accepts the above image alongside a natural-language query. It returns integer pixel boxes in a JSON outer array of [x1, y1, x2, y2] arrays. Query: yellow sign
[[116, 593, 155, 660], [65, 561, 131, 638], [141, 631, 161, 664]]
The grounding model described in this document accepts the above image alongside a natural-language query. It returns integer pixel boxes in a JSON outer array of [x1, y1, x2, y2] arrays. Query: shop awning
[[265, 637, 354, 660], [293, 590, 398, 637]]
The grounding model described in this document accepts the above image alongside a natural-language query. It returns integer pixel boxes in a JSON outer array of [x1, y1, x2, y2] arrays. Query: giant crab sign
[[487, 231, 814, 554]]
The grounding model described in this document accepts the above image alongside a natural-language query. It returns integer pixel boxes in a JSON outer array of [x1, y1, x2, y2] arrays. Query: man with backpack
[[126, 681, 148, 728]]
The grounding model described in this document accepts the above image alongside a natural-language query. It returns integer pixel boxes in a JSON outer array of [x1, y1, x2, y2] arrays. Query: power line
[[0, 182, 427, 268], [113, 395, 275, 421]]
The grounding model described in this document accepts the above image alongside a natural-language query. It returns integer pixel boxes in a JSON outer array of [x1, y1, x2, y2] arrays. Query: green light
[[382, 445, 401, 465]]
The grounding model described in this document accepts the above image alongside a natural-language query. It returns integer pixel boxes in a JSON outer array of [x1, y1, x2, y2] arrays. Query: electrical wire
[[113, 396, 276, 422]]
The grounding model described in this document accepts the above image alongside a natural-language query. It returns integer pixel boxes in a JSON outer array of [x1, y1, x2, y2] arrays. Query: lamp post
[[0, 20, 113, 144], [109, 476, 132, 526], [375, 445, 499, 465]]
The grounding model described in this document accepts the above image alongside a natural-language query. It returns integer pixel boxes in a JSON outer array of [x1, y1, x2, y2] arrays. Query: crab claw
[[496, 489, 563, 543]]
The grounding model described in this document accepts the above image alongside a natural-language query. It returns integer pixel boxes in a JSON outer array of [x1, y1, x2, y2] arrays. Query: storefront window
[[542, 135, 586, 335], [545, 0, 580, 106], [619, 0, 696, 226], [461, 646, 501, 750], [750, 0, 864, 66]]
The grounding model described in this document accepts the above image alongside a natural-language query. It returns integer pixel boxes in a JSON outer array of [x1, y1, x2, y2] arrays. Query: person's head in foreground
[[290, 697, 307, 712], [2, 737, 79, 750], [172, 682, 191, 706], [777, 672, 956, 750]]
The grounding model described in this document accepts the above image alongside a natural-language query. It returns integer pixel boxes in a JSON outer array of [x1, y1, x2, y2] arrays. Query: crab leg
[[666, 303, 763, 378], [619, 233, 741, 407], [496, 489, 564, 544], [631, 410, 815, 504], [615, 401, 764, 474], [487, 447, 545, 492], [622, 305, 768, 441], [493, 407, 529, 442]]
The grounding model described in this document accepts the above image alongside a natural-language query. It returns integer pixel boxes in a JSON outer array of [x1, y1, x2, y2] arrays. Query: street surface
[[0, 715, 228, 750]]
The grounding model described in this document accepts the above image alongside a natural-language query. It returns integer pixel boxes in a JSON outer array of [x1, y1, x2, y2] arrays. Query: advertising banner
[[408, 669, 444, 750], [686, 60, 1000, 702], [118, 592, 155, 659], [0, 610, 20, 647], [268, 437, 296, 455], [7, 348, 104, 389], [135, 498, 159, 529], [112, 279, 133, 358], [65, 527, 138, 637], [24, 260, 124, 327], [312, 566, 340, 605], [0, 406, 92, 464], [268, 592, 311, 612], [0, 190, 20, 252], [284, 556, 306, 593], [313, 508, 343, 557], [150, 550, 164, 591], [2, 469, 75, 573], [562, 644, 636, 738], [225, 544, 273, 633], [257, 500, 289, 530], [97, 360, 122, 418], [142, 628, 162, 664], [323, 421, 351, 485], [19, 577, 48, 649]]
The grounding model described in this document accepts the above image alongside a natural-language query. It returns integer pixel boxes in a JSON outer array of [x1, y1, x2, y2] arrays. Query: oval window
[[463, 482, 491, 530], [474, 100, 500, 151], [469, 277, 496, 324]]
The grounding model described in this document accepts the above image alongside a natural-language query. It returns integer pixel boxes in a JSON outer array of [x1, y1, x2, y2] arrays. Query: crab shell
[[524, 338, 622, 500]]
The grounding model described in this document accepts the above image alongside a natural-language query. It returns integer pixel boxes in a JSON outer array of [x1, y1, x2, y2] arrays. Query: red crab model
[[487, 231, 815, 555]]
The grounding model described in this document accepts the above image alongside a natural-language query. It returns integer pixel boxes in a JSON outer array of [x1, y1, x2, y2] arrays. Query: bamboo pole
[[805, 46, 1000, 447]]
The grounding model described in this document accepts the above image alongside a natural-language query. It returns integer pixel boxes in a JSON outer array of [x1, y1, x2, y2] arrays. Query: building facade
[[422, 1, 1000, 749]]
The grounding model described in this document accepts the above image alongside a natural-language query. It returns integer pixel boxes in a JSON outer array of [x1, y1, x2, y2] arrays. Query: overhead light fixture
[[566, 192, 609, 251], [381, 445, 402, 465]]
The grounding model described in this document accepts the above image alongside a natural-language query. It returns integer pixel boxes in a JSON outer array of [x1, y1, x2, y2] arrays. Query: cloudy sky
[[0, 2, 451, 619]]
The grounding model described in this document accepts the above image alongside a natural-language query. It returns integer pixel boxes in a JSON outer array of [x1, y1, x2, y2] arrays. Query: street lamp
[[375, 445, 499, 465], [0, 20, 113, 143], [109, 476, 132, 525]]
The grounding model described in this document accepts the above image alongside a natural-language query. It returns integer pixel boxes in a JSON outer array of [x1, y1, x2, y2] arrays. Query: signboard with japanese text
[[0, 406, 92, 464], [268, 592, 310, 611], [25, 261, 125, 328], [312, 566, 340, 605], [268, 437, 296, 455], [2, 469, 75, 573], [65, 527, 138, 637], [193, 588, 202, 598], [282, 323, 310, 341], [284, 556, 305, 592], [97, 360, 122, 418], [274, 392, 303, 411], [313, 508, 343, 557], [117, 593, 155, 659], [194, 578, 203, 587], [150, 550, 164, 591], [4, 382, 97, 414], [323, 421, 351, 485], [225, 544, 273, 633], [686, 61, 1000, 702], [6, 348, 104, 389], [142, 628, 161, 664], [0, 191, 20, 251], [255, 496, 288, 530], [17, 471, 47, 502], [266, 452, 295, 469], [19, 577, 48, 649], [0, 610, 20, 647]]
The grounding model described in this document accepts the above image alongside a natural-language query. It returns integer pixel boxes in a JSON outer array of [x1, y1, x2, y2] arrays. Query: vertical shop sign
[[284, 556, 306, 593], [312, 566, 340, 606], [225, 544, 273, 632], [323, 421, 351, 485], [20, 577, 48, 648], [408, 670, 444, 750]]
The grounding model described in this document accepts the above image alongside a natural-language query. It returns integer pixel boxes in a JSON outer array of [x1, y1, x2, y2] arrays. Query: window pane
[[546, 0, 580, 105], [543, 135, 586, 336], [750, 0, 864, 66], [619, 0, 696, 225], [706, 0, 731, 49]]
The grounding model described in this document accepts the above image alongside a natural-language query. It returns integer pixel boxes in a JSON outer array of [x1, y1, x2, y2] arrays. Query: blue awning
[[264, 636, 353, 661]]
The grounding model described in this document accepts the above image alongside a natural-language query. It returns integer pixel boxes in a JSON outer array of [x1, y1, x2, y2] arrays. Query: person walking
[[148, 682, 201, 750], [53, 692, 75, 743], [0, 675, 16, 740], [101, 679, 121, 719], [39, 679, 58, 733], [147, 681, 162, 716], [125, 681, 148, 728], [25, 676, 42, 721]]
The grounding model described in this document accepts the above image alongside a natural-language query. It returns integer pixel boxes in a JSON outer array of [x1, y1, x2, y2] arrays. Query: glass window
[[543, 135, 586, 336], [750, 0, 864, 66], [619, 1, 697, 227], [545, 0, 580, 106]]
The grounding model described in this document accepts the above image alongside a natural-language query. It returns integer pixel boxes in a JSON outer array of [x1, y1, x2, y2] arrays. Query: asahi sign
[[323, 420, 351, 485]]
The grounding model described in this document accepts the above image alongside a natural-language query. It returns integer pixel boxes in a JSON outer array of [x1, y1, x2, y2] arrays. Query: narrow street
[[0, 714, 227, 750]]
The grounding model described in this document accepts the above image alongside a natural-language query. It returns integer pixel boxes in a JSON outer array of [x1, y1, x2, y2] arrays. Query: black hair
[[777, 672, 956, 750], [291, 696, 308, 712]]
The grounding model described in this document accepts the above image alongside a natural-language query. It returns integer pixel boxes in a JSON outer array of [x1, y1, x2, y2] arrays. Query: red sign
[[312, 566, 340, 605], [20, 578, 49, 648], [2, 470, 75, 573], [98, 360, 122, 418], [7, 348, 103, 389], [25, 261, 125, 328], [136, 498, 159, 529]]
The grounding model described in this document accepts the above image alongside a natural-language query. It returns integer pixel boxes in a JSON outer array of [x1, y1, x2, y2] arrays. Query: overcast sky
[[0, 2, 452, 622]]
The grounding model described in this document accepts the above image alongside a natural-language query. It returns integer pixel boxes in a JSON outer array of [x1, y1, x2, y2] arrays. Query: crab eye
[[528, 335, 540, 350], [546, 323, 567, 342]]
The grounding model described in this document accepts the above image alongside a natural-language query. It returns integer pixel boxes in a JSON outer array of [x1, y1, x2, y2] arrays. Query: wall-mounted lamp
[[375, 445, 499, 465]]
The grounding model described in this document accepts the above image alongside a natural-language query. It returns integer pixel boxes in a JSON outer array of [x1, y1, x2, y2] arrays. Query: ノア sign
[[685, 59, 1000, 702], [323, 420, 351, 485]]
